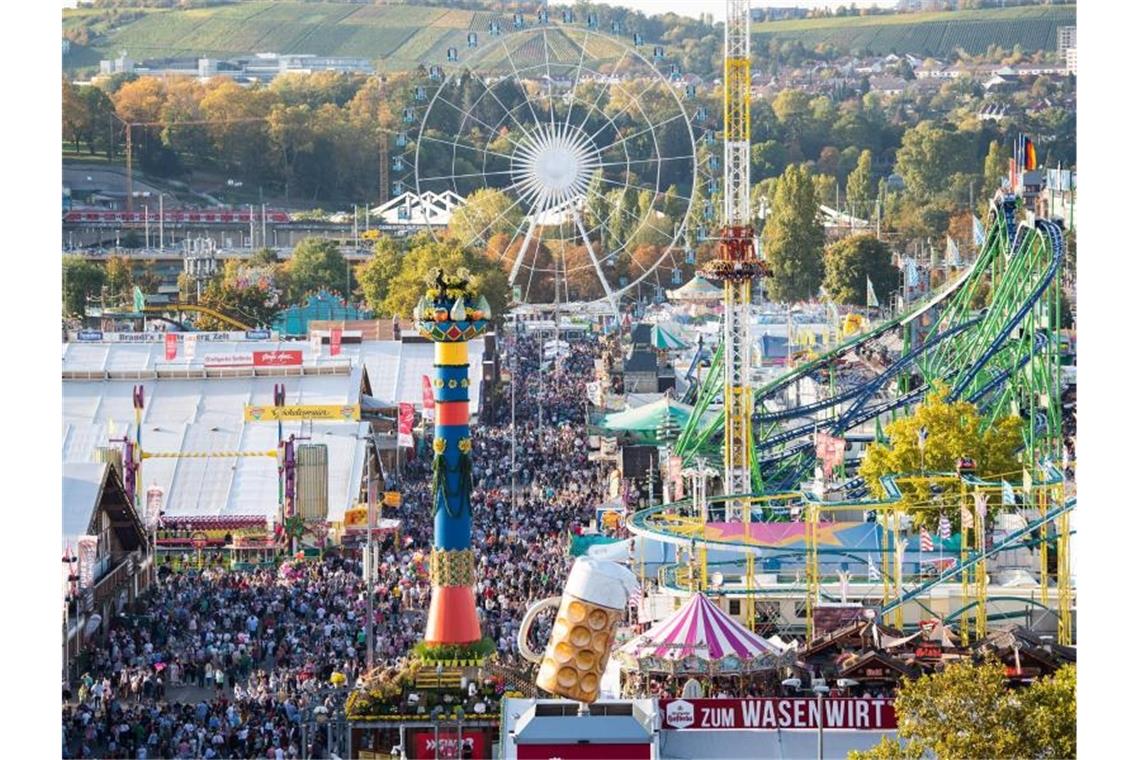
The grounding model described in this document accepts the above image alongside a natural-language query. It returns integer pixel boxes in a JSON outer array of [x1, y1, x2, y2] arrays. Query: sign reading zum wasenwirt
[[244, 404, 361, 422], [659, 698, 897, 731]]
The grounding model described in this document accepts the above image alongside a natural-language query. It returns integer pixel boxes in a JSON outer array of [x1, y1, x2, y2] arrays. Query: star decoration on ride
[[511, 123, 601, 214]]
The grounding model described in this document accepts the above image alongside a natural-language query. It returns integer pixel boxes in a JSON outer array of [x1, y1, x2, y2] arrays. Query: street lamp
[[455, 707, 466, 760], [813, 682, 830, 760], [431, 706, 444, 760]]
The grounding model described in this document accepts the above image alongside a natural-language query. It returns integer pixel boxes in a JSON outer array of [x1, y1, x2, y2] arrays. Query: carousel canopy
[[617, 593, 786, 674], [667, 276, 722, 302]]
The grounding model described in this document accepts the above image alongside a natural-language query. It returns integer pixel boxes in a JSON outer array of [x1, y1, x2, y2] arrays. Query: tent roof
[[667, 276, 722, 301], [649, 324, 687, 351], [599, 397, 693, 434], [618, 593, 784, 666]]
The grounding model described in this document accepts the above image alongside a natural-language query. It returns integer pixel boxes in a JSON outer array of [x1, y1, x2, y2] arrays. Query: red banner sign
[[164, 333, 178, 360], [253, 350, 302, 367], [412, 730, 485, 759], [330, 327, 342, 357], [659, 698, 896, 731], [398, 402, 415, 448], [422, 375, 435, 421]]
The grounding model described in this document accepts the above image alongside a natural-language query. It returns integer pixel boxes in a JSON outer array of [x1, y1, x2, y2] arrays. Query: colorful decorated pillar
[[415, 268, 491, 647]]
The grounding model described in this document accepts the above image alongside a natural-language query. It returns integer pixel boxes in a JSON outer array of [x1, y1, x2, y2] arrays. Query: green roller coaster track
[[670, 193, 1067, 492]]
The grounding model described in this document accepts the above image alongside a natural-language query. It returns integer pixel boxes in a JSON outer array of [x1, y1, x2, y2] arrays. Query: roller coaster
[[626, 190, 1074, 644]]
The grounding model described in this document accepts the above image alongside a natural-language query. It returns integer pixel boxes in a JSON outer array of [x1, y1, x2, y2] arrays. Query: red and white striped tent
[[616, 593, 789, 674]]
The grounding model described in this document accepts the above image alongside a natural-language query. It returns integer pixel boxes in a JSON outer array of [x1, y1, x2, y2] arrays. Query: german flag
[[1024, 137, 1038, 171]]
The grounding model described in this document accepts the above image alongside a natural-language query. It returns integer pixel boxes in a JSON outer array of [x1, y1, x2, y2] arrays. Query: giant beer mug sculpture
[[518, 558, 638, 703]]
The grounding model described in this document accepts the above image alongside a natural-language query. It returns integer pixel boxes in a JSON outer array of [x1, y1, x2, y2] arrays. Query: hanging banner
[[244, 404, 361, 421], [253, 350, 303, 367], [330, 327, 342, 357], [815, 432, 846, 479], [659, 698, 897, 731], [164, 333, 178, 360], [184, 333, 197, 360], [145, 485, 164, 529], [311, 332, 323, 355], [422, 375, 435, 421], [398, 403, 415, 448], [77, 535, 98, 589]]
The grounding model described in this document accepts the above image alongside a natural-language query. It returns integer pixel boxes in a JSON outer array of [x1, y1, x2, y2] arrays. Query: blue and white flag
[[972, 215, 986, 247], [868, 554, 881, 581], [917, 426, 928, 451], [938, 514, 952, 541], [1002, 479, 1016, 506]]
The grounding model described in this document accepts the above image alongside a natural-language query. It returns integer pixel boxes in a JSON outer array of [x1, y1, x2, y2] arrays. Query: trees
[[356, 236, 403, 313], [846, 149, 875, 215], [822, 234, 896, 307], [447, 188, 523, 249], [198, 260, 283, 330], [62, 257, 105, 318], [381, 235, 508, 319], [982, 138, 1011, 201], [287, 238, 350, 301], [761, 163, 824, 303], [849, 661, 1076, 760], [859, 383, 1022, 531], [894, 121, 971, 200]]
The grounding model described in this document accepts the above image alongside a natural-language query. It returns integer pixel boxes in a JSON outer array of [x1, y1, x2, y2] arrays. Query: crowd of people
[[63, 334, 616, 759]]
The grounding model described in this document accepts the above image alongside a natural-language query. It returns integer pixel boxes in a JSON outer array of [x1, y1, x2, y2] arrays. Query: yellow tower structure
[[700, 0, 768, 520]]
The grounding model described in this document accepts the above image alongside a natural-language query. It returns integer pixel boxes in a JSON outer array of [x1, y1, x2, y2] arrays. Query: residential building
[[1066, 47, 1077, 76]]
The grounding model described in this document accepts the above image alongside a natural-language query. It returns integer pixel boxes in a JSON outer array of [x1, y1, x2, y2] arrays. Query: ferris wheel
[[399, 17, 716, 308]]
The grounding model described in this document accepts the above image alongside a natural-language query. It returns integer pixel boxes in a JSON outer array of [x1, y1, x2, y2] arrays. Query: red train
[[63, 208, 293, 225]]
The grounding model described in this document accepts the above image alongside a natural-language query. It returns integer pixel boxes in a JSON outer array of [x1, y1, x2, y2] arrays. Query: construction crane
[[699, 0, 768, 520]]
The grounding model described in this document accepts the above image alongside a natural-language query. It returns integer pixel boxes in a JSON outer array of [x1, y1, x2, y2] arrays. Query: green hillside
[[64, 2, 1075, 75], [753, 5, 1075, 57]]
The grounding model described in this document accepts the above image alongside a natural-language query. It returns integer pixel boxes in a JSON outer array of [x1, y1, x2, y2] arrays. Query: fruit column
[[417, 271, 490, 647]]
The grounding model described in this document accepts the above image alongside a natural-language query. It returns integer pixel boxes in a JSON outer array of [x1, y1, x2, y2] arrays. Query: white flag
[[945, 236, 961, 267], [866, 276, 879, 308], [972, 215, 986, 247], [184, 333, 197, 360]]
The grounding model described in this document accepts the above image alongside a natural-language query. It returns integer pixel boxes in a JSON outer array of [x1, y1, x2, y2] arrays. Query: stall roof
[[62, 371, 369, 522]]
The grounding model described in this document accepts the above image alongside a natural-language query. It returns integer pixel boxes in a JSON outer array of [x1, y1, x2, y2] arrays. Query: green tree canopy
[[762, 163, 824, 303], [382, 235, 508, 320], [846, 149, 875, 214], [197, 259, 283, 330], [287, 238, 349, 301], [859, 383, 1022, 532], [894, 121, 971, 200], [849, 660, 1075, 760], [447, 188, 523, 249], [356, 236, 403, 314], [982, 138, 1011, 202], [822, 234, 896, 307], [62, 256, 105, 318]]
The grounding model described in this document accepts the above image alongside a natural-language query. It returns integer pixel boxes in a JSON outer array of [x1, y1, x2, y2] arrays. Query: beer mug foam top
[[518, 558, 639, 703]]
